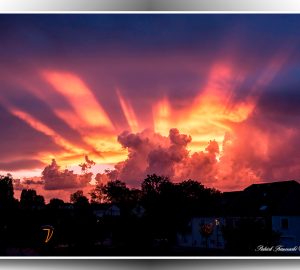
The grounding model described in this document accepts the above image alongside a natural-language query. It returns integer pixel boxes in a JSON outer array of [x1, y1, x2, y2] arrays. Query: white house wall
[[177, 217, 225, 249], [272, 216, 300, 247]]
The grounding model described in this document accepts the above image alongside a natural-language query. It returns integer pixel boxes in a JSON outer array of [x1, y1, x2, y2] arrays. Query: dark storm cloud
[[0, 14, 229, 57], [1, 14, 297, 57], [0, 159, 45, 171], [2, 14, 300, 113], [1, 14, 300, 65]]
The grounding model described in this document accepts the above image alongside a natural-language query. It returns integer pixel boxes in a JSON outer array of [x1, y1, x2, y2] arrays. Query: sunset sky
[[1, 14, 300, 201]]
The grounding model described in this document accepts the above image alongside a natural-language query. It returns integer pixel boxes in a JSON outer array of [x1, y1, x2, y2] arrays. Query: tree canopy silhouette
[[70, 190, 89, 209], [48, 198, 65, 209], [0, 174, 15, 208], [91, 180, 131, 205], [20, 189, 45, 209], [70, 190, 85, 204], [141, 174, 170, 196]]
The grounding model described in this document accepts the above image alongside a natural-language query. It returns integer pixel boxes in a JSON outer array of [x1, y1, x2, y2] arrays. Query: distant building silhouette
[[177, 180, 300, 250]]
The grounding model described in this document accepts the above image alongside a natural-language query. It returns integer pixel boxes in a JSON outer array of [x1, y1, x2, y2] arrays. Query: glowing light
[[42, 226, 54, 243], [117, 89, 139, 132], [153, 63, 255, 153], [43, 71, 114, 130], [153, 97, 172, 135], [83, 134, 127, 163], [39, 71, 126, 166]]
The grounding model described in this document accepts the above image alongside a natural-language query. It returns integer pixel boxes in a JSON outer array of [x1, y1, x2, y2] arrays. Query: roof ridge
[[244, 180, 299, 190]]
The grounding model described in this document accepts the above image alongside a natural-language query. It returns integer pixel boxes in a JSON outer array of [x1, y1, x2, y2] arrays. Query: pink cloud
[[97, 128, 221, 188], [42, 159, 92, 190]]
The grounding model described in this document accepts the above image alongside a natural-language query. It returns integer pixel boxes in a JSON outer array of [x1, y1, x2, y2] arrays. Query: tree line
[[0, 173, 278, 255], [0, 173, 223, 254]]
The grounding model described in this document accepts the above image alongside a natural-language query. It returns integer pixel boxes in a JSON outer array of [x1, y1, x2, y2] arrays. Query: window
[[281, 218, 289, 230]]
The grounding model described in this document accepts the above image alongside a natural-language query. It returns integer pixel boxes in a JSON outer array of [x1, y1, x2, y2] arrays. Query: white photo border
[[0, 1, 300, 269]]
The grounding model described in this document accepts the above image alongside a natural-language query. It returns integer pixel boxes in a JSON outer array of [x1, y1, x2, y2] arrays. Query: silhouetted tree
[[0, 174, 15, 208], [90, 182, 104, 203], [105, 180, 131, 204], [75, 196, 89, 208], [178, 179, 205, 200], [141, 174, 170, 196], [48, 198, 65, 209], [0, 174, 18, 252], [91, 180, 131, 205], [70, 190, 89, 209], [177, 179, 221, 215], [129, 188, 142, 204], [141, 174, 170, 210], [69, 190, 94, 249], [70, 190, 84, 204], [20, 189, 45, 209], [36, 195, 45, 207]]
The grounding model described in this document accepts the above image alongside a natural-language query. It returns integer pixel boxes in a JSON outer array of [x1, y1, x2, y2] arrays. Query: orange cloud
[[153, 63, 255, 153]]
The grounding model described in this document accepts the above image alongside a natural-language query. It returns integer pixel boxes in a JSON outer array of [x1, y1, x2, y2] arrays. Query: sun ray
[[9, 108, 84, 155], [153, 63, 256, 153], [116, 89, 139, 133], [43, 71, 114, 130]]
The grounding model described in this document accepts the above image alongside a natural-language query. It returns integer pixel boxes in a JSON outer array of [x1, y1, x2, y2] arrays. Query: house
[[177, 180, 300, 249], [131, 204, 145, 218], [105, 205, 121, 216], [246, 180, 300, 247], [177, 216, 225, 249], [272, 216, 300, 247], [93, 204, 121, 218]]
